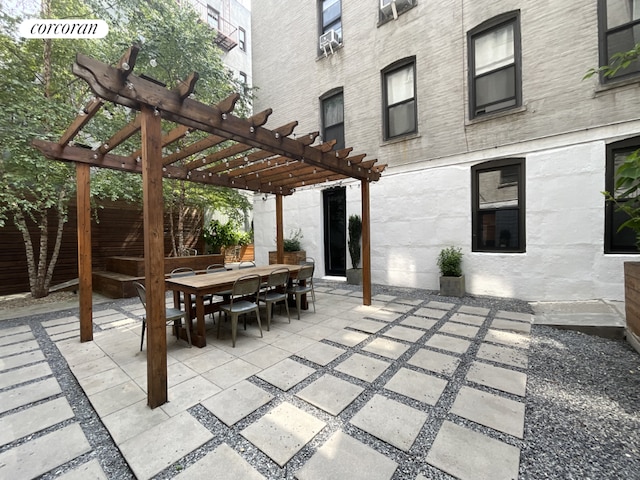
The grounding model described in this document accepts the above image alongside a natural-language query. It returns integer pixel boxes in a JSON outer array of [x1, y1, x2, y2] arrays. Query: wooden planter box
[[268, 250, 307, 265], [439, 275, 465, 297], [624, 262, 640, 353]]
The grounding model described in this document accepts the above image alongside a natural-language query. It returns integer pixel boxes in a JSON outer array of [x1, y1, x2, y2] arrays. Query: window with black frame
[[472, 159, 525, 252], [322, 90, 345, 151], [598, 0, 640, 82], [605, 137, 640, 253], [382, 58, 417, 140], [468, 12, 521, 118]]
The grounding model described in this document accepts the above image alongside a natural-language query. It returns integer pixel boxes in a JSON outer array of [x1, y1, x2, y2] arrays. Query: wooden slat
[[59, 97, 103, 147], [173, 72, 199, 100], [129, 125, 191, 160], [99, 115, 141, 154], [162, 134, 226, 166]]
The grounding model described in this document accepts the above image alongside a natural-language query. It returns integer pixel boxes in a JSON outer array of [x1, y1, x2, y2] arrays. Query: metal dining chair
[[217, 274, 263, 347], [205, 264, 230, 321], [239, 260, 257, 269], [287, 263, 316, 319], [170, 267, 196, 310], [134, 282, 191, 350], [258, 267, 290, 330]]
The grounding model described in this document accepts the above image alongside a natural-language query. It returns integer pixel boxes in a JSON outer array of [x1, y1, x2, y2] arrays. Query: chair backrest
[[232, 274, 261, 298], [267, 267, 290, 288], [239, 261, 256, 269], [134, 281, 146, 309], [297, 263, 314, 282], [300, 257, 315, 265], [206, 264, 226, 273], [171, 267, 195, 278]]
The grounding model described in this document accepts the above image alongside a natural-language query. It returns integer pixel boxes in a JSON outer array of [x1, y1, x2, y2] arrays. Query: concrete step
[[531, 300, 626, 340]]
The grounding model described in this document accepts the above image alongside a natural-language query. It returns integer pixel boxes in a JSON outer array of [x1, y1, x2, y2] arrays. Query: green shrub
[[283, 228, 303, 252], [437, 247, 463, 277], [348, 215, 362, 269]]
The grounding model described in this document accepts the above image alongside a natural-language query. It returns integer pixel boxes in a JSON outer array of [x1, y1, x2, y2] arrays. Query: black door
[[323, 187, 346, 276]]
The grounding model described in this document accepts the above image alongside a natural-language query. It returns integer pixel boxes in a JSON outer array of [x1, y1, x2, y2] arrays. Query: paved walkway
[[1, 285, 536, 479]]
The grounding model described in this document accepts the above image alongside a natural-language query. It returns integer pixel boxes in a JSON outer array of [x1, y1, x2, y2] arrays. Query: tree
[[0, 0, 98, 297], [0, 0, 253, 296], [87, 0, 254, 257]]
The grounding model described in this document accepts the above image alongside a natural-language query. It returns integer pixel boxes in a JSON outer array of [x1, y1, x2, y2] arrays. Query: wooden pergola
[[33, 46, 385, 407]]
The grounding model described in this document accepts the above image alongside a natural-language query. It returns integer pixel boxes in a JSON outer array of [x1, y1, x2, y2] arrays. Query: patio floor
[[1, 284, 537, 479]]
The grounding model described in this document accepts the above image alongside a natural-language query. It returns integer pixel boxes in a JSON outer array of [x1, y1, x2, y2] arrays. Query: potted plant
[[269, 228, 307, 264], [347, 214, 362, 285], [437, 246, 465, 297]]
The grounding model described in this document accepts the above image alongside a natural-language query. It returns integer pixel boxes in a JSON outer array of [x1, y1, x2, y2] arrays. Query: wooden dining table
[[165, 264, 303, 347]]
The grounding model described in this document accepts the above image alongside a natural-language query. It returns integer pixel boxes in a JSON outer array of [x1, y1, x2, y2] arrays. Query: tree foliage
[[0, 0, 253, 296]]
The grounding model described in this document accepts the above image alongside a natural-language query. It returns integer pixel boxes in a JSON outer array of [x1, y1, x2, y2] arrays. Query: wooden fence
[[0, 200, 203, 296]]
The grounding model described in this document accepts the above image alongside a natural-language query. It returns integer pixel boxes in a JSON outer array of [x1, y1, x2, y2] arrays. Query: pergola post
[[141, 104, 168, 408], [361, 180, 372, 306], [76, 163, 93, 342], [276, 194, 284, 264]]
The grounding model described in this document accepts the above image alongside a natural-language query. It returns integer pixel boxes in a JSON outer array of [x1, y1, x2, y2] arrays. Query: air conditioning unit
[[380, 0, 413, 20], [319, 29, 340, 56], [380, 0, 398, 20]]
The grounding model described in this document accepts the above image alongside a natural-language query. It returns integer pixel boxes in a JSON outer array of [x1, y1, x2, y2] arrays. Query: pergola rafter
[[32, 45, 385, 408]]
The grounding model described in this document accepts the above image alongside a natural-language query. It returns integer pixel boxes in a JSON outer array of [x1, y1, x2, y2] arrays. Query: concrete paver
[[0, 376, 61, 414], [0, 396, 74, 447], [451, 386, 526, 438], [0, 423, 91, 479], [425, 333, 471, 354], [241, 401, 325, 467], [334, 352, 390, 382], [296, 374, 364, 415], [408, 348, 461, 376], [174, 443, 265, 480], [119, 410, 213, 480], [201, 379, 273, 426], [296, 341, 346, 365], [362, 337, 409, 359], [256, 357, 316, 390], [427, 420, 520, 480], [350, 394, 429, 452], [466, 361, 528, 397], [296, 430, 398, 480], [476, 342, 529, 368], [385, 367, 448, 405]]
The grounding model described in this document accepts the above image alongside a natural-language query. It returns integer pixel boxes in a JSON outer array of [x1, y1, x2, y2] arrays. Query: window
[[238, 27, 246, 51], [472, 159, 525, 252], [320, 0, 342, 40], [239, 71, 247, 85], [599, 0, 640, 81], [468, 12, 521, 118], [321, 90, 344, 150], [605, 137, 640, 252], [207, 6, 220, 30], [382, 58, 417, 140]]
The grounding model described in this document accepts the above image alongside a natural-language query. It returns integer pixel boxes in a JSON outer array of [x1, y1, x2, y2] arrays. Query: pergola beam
[[73, 51, 381, 183]]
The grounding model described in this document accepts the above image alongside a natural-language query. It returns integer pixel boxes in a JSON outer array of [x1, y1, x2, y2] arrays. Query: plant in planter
[[203, 219, 237, 254], [437, 246, 465, 297], [269, 228, 307, 264], [347, 214, 362, 285]]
